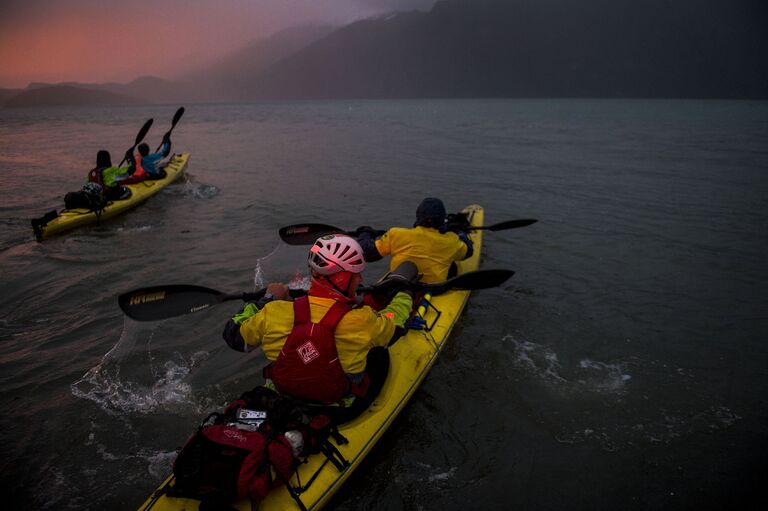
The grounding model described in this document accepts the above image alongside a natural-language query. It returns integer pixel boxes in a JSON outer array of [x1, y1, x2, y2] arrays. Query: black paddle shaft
[[119, 118, 153, 166], [358, 269, 514, 296], [278, 219, 537, 245], [118, 267, 514, 322]]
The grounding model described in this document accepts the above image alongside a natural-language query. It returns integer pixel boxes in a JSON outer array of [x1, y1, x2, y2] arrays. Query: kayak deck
[[32, 152, 190, 241], [139, 204, 484, 511]]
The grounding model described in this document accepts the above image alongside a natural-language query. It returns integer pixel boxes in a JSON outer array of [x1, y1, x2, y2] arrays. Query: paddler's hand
[[266, 283, 290, 301], [355, 225, 378, 237]]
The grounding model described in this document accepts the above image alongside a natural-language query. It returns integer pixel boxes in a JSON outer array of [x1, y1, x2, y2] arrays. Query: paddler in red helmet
[[222, 234, 413, 422]]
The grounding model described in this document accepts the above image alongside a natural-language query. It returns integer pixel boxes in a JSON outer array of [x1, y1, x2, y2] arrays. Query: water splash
[[288, 272, 311, 290], [502, 335, 741, 451], [70, 326, 210, 415], [178, 174, 219, 199], [252, 245, 310, 291], [503, 335, 631, 394], [503, 335, 568, 385], [427, 466, 458, 483], [114, 225, 153, 234], [145, 450, 178, 479], [576, 358, 632, 393], [555, 405, 742, 451], [395, 462, 459, 487]]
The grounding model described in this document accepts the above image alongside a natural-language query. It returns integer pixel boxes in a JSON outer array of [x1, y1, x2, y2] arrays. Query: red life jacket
[[267, 296, 353, 404], [133, 154, 147, 179], [88, 167, 106, 188]]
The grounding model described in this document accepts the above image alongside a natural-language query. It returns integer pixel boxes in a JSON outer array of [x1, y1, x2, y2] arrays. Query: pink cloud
[[0, 0, 435, 88]]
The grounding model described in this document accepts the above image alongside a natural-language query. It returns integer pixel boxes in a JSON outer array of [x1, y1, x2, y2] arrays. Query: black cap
[[96, 150, 112, 168], [415, 197, 446, 228]]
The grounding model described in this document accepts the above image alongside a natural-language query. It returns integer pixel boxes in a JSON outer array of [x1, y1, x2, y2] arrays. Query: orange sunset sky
[[0, 0, 435, 89]]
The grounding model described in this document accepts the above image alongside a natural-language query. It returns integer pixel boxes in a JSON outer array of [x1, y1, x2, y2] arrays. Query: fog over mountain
[[242, 0, 768, 99], [177, 24, 338, 102], [3, 0, 766, 106]]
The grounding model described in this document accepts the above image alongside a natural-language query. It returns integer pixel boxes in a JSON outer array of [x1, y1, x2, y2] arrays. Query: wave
[[70, 326, 212, 415]]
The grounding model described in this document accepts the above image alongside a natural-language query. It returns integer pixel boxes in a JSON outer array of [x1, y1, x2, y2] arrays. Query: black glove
[[445, 212, 470, 232], [355, 225, 378, 236], [124, 149, 135, 171]]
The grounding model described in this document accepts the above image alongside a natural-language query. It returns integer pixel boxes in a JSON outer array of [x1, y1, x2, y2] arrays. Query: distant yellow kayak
[[138, 204, 485, 511], [32, 153, 190, 241]]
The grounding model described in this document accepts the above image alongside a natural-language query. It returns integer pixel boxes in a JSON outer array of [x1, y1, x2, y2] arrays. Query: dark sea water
[[1, 99, 766, 510]]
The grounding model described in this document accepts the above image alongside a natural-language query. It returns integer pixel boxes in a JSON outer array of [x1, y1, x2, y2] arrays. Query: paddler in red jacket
[[356, 197, 474, 283], [222, 234, 413, 421], [117, 134, 172, 184]]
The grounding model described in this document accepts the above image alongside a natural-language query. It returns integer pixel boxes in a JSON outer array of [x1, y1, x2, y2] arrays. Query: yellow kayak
[[139, 204, 485, 511], [32, 153, 190, 241]]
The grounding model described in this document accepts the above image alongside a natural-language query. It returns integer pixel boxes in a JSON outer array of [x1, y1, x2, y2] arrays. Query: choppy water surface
[[1, 100, 766, 510]]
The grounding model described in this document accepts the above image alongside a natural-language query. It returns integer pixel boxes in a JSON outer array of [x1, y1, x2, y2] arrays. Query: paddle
[[119, 268, 513, 322], [465, 218, 537, 231], [156, 107, 185, 151], [359, 268, 515, 296], [118, 284, 307, 322], [118, 118, 153, 166], [278, 224, 384, 245], [278, 219, 537, 245]]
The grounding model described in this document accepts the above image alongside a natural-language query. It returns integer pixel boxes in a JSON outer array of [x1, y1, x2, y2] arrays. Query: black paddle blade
[[134, 118, 154, 145], [171, 107, 185, 127], [278, 224, 346, 245], [157, 108, 185, 151], [422, 269, 515, 294], [485, 219, 538, 231], [118, 284, 225, 322], [119, 118, 154, 166]]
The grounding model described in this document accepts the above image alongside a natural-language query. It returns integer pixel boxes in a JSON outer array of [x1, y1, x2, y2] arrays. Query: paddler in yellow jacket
[[356, 197, 474, 283], [222, 234, 413, 422]]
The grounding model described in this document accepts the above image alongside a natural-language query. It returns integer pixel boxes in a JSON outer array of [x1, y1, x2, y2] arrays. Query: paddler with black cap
[[356, 197, 474, 283]]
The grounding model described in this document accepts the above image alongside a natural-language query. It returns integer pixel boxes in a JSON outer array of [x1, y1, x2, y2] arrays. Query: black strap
[[319, 440, 350, 472], [269, 447, 309, 511]]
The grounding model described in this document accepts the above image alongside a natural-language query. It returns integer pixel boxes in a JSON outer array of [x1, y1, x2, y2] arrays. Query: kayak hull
[[139, 204, 485, 511], [32, 153, 190, 241]]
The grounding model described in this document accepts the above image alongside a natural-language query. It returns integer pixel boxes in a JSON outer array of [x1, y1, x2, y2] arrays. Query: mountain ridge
[[3, 0, 766, 105]]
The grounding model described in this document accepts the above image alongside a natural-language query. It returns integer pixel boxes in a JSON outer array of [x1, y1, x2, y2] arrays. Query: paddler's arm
[[123, 149, 137, 176], [223, 303, 260, 352], [381, 291, 413, 328], [446, 214, 474, 260], [158, 134, 172, 158], [222, 283, 290, 352], [456, 230, 474, 260], [355, 226, 384, 262], [379, 290, 413, 346]]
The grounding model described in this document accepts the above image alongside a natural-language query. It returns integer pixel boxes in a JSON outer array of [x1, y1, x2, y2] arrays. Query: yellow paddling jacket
[[375, 226, 469, 283]]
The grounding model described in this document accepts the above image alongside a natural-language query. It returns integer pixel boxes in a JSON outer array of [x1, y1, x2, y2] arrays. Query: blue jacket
[[142, 140, 171, 176]]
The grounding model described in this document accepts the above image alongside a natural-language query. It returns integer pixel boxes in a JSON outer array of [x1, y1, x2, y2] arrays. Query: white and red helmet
[[308, 234, 366, 275]]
